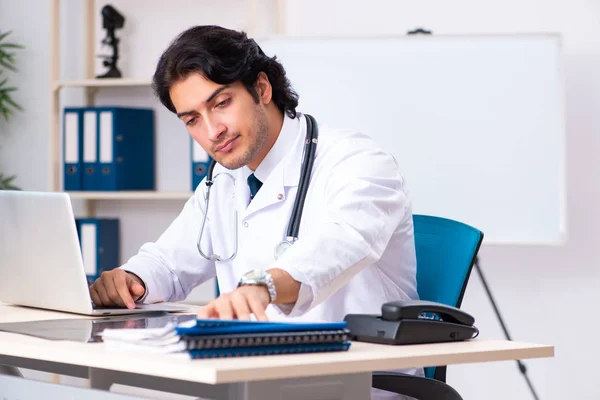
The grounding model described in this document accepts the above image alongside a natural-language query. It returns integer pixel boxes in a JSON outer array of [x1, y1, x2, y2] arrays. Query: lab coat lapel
[[243, 114, 306, 218], [244, 165, 286, 218], [234, 169, 251, 215]]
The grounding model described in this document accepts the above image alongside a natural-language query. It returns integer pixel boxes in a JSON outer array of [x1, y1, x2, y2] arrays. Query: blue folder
[[63, 108, 83, 191], [90, 107, 155, 191], [75, 218, 120, 282], [176, 319, 349, 336]]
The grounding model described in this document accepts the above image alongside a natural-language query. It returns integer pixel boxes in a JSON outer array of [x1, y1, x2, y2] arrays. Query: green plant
[[0, 172, 19, 190], [0, 30, 23, 120], [0, 29, 24, 190]]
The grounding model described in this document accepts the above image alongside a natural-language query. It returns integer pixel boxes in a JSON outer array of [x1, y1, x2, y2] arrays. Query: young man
[[89, 25, 421, 397]]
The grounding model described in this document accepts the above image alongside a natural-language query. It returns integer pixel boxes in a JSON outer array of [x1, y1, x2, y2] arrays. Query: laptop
[[0, 190, 189, 316]]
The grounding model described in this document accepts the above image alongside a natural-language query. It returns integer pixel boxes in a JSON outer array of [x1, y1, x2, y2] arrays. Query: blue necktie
[[247, 173, 263, 200]]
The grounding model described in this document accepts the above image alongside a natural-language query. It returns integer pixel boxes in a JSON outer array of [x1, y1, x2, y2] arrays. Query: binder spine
[[82, 109, 99, 190], [98, 109, 115, 191], [97, 218, 120, 276], [76, 218, 120, 282], [96, 107, 155, 191], [187, 342, 351, 359], [181, 329, 350, 350], [118, 108, 155, 191], [63, 108, 82, 191]]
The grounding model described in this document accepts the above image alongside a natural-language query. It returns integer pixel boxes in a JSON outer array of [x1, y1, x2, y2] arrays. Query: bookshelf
[[48, 0, 179, 214], [48, 0, 286, 217]]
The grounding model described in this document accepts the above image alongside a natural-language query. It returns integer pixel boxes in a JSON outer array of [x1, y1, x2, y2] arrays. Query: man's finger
[[231, 292, 251, 321], [247, 293, 269, 321], [126, 273, 146, 299], [197, 302, 217, 319], [214, 297, 234, 320], [89, 284, 102, 306], [114, 272, 135, 309], [95, 278, 114, 306], [129, 281, 145, 299], [104, 275, 124, 307]]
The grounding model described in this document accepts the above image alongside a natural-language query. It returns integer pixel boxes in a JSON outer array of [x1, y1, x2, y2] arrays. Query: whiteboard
[[259, 34, 566, 245]]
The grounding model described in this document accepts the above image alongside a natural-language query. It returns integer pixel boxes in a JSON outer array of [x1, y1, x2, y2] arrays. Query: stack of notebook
[[101, 319, 351, 359]]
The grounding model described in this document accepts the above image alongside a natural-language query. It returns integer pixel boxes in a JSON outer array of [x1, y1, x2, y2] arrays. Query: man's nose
[[205, 118, 226, 141]]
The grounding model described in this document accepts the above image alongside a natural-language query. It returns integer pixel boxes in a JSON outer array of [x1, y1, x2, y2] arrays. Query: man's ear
[[255, 72, 273, 104]]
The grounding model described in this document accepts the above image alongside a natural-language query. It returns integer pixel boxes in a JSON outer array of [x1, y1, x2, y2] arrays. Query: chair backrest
[[413, 214, 483, 379]]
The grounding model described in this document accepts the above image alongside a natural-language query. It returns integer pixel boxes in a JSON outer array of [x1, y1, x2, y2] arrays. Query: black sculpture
[[96, 5, 125, 79]]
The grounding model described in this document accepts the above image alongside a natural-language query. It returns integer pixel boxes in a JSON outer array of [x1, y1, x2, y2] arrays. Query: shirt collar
[[252, 113, 301, 184]]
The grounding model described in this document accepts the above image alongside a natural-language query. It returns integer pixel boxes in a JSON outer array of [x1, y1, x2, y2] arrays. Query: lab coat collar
[[241, 113, 306, 218], [253, 113, 300, 186]]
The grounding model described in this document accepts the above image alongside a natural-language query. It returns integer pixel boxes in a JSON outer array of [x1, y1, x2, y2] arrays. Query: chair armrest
[[372, 371, 463, 400]]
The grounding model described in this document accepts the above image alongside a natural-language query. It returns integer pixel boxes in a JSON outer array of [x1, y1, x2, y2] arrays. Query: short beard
[[219, 105, 269, 170]]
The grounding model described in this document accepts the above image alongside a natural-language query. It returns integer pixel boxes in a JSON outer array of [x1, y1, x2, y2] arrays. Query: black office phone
[[344, 300, 479, 345]]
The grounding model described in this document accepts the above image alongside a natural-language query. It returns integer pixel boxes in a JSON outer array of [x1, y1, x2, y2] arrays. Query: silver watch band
[[238, 270, 277, 303]]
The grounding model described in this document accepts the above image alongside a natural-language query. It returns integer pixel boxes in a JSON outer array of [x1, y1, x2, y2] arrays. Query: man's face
[[170, 73, 269, 170]]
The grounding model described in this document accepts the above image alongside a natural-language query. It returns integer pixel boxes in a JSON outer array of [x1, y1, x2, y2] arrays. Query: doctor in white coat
[[89, 25, 421, 399]]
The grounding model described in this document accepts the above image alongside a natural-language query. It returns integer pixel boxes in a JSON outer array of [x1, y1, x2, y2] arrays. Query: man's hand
[[89, 269, 146, 309], [197, 285, 270, 321]]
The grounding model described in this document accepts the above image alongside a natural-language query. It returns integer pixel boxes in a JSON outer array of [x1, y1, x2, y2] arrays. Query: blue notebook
[[180, 329, 350, 350], [175, 319, 348, 337], [188, 342, 351, 359]]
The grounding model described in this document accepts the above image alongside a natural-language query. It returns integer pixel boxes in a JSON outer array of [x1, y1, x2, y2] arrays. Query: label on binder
[[81, 223, 97, 276], [83, 111, 97, 163], [64, 112, 79, 163], [100, 111, 113, 163]]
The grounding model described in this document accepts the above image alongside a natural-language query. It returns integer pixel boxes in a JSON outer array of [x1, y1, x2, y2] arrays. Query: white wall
[[1, 0, 598, 399]]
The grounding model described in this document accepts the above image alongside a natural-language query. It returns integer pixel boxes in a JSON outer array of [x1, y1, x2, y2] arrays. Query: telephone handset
[[344, 300, 479, 345]]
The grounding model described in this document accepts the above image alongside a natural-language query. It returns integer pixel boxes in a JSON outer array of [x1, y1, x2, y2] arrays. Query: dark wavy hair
[[152, 25, 299, 118]]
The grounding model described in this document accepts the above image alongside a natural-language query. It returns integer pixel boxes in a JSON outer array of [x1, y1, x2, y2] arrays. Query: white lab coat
[[122, 113, 422, 399]]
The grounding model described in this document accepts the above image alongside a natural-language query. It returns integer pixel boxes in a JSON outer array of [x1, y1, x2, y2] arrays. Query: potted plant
[[0, 29, 23, 190]]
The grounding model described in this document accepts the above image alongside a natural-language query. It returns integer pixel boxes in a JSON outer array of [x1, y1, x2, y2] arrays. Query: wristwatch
[[238, 269, 277, 303]]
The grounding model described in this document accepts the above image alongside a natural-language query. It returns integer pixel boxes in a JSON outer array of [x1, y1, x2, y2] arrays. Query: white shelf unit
[[48, 0, 286, 216], [48, 0, 190, 216]]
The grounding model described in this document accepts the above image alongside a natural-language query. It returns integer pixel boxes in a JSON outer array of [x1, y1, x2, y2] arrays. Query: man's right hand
[[89, 269, 146, 309]]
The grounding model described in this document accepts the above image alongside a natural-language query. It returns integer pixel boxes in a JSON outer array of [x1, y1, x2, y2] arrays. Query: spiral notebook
[[102, 319, 352, 357], [181, 329, 350, 350], [179, 319, 352, 357], [188, 342, 351, 359]]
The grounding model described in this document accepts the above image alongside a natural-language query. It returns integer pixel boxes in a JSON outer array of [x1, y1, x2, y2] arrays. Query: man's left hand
[[197, 285, 270, 321]]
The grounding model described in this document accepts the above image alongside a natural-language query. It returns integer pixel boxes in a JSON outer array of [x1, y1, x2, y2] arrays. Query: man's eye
[[217, 98, 230, 108], [186, 117, 197, 126]]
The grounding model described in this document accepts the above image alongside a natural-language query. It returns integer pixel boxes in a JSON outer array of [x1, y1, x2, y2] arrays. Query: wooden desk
[[0, 304, 554, 400]]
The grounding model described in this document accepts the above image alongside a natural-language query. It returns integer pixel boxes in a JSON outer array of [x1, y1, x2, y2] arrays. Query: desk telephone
[[344, 300, 479, 345]]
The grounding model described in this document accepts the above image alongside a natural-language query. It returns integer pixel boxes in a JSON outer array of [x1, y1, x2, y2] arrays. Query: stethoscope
[[196, 114, 319, 262]]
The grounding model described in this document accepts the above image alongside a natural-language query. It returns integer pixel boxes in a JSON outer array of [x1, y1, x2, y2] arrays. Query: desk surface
[[0, 303, 554, 384]]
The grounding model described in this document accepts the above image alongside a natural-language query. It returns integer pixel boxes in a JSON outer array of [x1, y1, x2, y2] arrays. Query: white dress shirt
[[121, 112, 422, 399]]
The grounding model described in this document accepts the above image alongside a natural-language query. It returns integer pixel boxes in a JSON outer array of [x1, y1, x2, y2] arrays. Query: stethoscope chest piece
[[274, 238, 295, 260]]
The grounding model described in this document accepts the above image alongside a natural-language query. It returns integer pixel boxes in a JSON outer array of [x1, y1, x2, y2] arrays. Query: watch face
[[245, 269, 265, 281]]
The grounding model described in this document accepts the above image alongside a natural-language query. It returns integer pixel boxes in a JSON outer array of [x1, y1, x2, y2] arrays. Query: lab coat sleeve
[[120, 189, 216, 304], [269, 141, 411, 317]]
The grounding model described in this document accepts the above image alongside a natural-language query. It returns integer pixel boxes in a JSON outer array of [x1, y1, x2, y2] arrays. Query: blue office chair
[[371, 214, 484, 400]]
